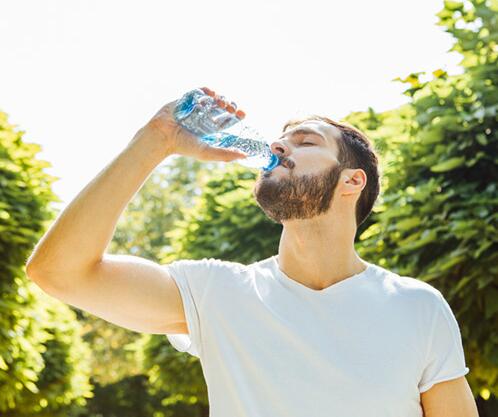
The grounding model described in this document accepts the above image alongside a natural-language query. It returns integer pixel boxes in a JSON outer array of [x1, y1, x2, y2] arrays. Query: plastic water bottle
[[174, 87, 280, 171]]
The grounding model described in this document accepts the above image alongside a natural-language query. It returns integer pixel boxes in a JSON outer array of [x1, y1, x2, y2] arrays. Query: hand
[[141, 87, 248, 162]]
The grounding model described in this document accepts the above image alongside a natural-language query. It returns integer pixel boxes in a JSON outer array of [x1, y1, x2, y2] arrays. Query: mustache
[[279, 157, 295, 169]]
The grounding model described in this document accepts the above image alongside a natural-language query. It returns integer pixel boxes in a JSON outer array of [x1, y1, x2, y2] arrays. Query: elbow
[[25, 261, 49, 285], [25, 262, 63, 298], [25, 260, 40, 281], [25, 251, 60, 283], [25, 257, 54, 285], [25, 250, 44, 280]]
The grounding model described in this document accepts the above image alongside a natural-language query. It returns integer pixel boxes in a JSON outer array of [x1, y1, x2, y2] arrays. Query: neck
[[276, 209, 367, 291]]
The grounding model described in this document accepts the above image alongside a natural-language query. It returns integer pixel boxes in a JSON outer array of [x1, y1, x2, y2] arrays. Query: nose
[[270, 140, 290, 158]]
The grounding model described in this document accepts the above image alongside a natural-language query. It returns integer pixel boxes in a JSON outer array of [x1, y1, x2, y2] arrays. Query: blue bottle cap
[[263, 153, 280, 171]]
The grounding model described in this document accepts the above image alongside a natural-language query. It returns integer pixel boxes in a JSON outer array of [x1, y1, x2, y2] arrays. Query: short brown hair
[[282, 115, 381, 228]]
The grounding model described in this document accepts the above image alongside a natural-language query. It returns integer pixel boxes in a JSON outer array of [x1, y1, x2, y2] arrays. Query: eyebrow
[[279, 127, 327, 143]]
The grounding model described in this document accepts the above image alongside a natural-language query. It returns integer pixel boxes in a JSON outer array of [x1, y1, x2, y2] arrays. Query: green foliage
[[80, 375, 203, 417], [7, 287, 93, 417], [0, 111, 92, 415], [111, 156, 208, 261], [78, 311, 143, 386], [81, 375, 156, 417], [437, 0, 497, 69], [347, 0, 497, 398], [143, 334, 208, 415]]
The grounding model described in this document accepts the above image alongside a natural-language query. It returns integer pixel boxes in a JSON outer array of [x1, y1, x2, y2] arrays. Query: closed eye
[[302, 142, 315, 146]]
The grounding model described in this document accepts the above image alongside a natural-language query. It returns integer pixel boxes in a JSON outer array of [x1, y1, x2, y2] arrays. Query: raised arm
[[25, 89, 247, 334]]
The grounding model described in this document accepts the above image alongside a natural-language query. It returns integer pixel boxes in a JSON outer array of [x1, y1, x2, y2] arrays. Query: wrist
[[129, 126, 175, 160]]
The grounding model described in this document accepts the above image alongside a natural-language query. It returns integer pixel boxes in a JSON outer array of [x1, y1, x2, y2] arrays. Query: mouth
[[262, 158, 293, 176], [279, 158, 294, 169], [268, 165, 288, 174], [264, 164, 288, 178]]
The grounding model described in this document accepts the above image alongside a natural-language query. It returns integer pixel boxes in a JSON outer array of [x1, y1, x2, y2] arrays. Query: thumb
[[200, 146, 248, 162]]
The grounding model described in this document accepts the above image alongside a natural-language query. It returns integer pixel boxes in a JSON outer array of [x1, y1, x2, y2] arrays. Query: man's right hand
[[140, 87, 249, 163]]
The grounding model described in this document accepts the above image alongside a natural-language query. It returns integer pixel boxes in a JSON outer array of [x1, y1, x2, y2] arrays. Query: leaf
[[430, 156, 465, 172], [396, 216, 421, 231], [418, 128, 443, 144], [444, 1, 464, 11], [24, 381, 39, 394], [399, 229, 438, 252], [476, 133, 488, 145], [432, 69, 448, 78], [0, 355, 8, 370], [484, 288, 498, 319], [478, 275, 494, 290], [449, 276, 471, 299]]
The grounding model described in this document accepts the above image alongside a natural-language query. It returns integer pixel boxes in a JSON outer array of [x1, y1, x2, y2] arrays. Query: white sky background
[[1, 0, 463, 210]]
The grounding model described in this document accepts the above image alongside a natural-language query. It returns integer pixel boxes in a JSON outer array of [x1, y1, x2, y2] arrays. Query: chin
[[267, 166, 289, 175], [259, 170, 274, 180]]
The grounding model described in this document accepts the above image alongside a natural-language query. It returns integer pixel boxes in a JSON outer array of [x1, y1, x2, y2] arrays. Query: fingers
[[198, 145, 248, 162], [200, 87, 246, 121]]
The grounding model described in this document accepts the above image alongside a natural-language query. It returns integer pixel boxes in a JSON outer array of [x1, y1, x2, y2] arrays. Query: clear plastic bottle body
[[174, 88, 279, 171]]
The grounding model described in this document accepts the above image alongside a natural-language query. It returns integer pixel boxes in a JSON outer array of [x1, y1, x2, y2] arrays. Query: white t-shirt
[[164, 255, 469, 417]]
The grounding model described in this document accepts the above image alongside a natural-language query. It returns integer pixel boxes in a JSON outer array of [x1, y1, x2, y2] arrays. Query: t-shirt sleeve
[[418, 290, 470, 393], [162, 258, 214, 358]]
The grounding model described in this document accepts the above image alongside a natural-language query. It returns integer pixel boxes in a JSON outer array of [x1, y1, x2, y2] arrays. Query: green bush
[[0, 111, 93, 415]]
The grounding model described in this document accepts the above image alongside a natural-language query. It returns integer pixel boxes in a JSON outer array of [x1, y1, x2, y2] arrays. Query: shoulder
[[166, 257, 247, 271], [370, 263, 444, 309], [164, 257, 251, 285]]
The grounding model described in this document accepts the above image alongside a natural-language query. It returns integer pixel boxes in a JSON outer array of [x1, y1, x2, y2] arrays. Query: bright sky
[[1, 0, 462, 210]]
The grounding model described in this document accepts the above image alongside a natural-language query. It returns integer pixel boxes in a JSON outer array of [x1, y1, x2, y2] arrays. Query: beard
[[253, 161, 342, 223]]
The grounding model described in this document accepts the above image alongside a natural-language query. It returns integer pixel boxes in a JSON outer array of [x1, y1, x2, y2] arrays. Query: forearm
[[26, 128, 172, 277]]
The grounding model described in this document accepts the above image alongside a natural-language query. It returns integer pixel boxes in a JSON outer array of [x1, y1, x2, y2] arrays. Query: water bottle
[[173, 87, 280, 171]]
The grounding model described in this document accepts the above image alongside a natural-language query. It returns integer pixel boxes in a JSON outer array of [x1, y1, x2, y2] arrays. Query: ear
[[341, 169, 367, 196]]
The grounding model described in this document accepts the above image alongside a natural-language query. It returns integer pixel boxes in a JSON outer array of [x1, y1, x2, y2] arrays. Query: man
[[26, 87, 478, 416]]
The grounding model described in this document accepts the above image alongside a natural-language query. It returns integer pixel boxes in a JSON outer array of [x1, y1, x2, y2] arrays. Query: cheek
[[294, 153, 335, 175]]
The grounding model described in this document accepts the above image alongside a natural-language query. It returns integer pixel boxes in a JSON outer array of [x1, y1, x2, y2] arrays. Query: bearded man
[[26, 88, 478, 417]]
